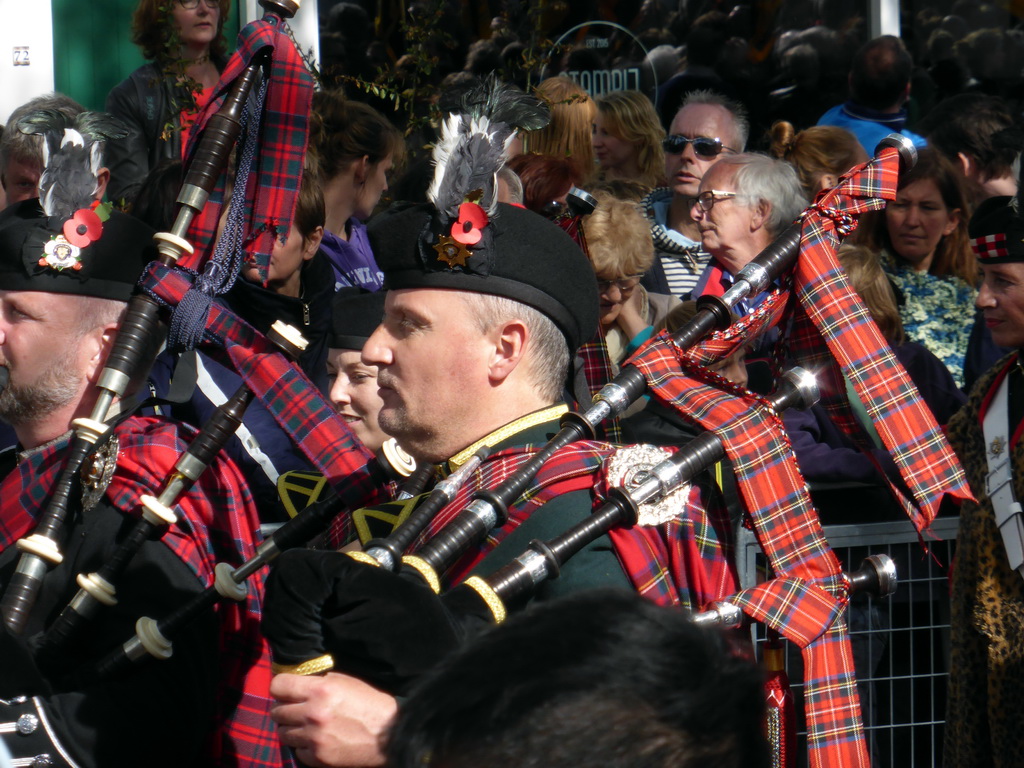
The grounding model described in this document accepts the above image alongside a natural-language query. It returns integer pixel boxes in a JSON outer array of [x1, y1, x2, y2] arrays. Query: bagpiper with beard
[[0, 114, 291, 768]]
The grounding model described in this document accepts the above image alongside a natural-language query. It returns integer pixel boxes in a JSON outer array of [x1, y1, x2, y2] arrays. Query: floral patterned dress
[[880, 249, 975, 389]]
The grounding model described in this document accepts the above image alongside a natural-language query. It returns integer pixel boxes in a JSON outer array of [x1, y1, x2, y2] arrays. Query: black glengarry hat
[[0, 199, 156, 301], [370, 202, 598, 352], [367, 76, 597, 352], [330, 288, 387, 350]]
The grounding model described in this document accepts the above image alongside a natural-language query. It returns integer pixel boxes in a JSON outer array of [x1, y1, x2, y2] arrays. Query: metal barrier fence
[[736, 516, 959, 768]]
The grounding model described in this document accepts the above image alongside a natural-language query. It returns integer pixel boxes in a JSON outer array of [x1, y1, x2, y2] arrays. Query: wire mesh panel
[[737, 517, 959, 768]]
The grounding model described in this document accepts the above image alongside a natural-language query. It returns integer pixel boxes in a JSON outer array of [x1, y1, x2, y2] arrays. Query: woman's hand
[[616, 286, 649, 340]]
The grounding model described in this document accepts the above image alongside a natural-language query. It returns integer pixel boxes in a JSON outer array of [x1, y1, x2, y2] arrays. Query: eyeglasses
[[177, 0, 220, 9], [692, 190, 748, 212], [596, 274, 643, 294], [661, 135, 735, 159]]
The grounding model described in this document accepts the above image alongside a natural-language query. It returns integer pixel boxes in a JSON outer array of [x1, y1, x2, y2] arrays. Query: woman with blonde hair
[[768, 121, 868, 199], [592, 90, 666, 191], [850, 147, 977, 386], [584, 190, 678, 369], [522, 76, 596, 180]]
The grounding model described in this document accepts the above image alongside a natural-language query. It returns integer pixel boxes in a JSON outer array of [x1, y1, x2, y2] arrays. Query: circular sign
[[544, 21, 658, 102]]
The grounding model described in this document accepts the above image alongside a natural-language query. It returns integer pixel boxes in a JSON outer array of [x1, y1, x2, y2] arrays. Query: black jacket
[[104, 59, 224, 203]]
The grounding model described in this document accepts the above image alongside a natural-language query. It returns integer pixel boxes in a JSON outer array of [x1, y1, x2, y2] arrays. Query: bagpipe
[[253, 364, 820, 685], [0, 0, 303, 637], [0, 0, 403, 670], [253, 364, 898, 703], [252, 132, 973, 768]]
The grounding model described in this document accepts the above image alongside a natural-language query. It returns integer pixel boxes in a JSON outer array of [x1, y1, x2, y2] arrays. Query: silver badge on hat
[[39, 236, 83, 272]]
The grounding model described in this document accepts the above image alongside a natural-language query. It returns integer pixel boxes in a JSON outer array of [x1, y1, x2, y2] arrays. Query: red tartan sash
[[180, 13, 313, 281], [417, 440, 613, 587], [628, 143, 974, 768], [632, 347, 863, 766], [788, 209, 972, 531], [415, 437, 738, 611], [140, 262, 384, 541], [0, 417, 290, 768]]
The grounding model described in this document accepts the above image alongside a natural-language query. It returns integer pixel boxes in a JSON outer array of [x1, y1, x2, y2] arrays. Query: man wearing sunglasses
[[641, 91, 748, 301]]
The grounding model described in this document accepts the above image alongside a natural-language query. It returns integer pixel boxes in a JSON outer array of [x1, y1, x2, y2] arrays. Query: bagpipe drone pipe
[[255, 366, 897, 697], [0, 0, 302, 634]]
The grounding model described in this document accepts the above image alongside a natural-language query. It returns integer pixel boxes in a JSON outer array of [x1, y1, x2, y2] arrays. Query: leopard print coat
[[945, 353, 1024, 768]]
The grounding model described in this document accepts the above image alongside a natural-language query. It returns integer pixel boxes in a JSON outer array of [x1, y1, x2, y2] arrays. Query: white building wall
[[0, 1, 55, 124]]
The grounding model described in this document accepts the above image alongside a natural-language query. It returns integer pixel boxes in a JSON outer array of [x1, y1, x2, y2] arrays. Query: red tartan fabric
[[181, 13, 314, 282], [0, 417, 291, 767], [141, 262, 384, 539], [626, 145, 973, 768], [416, 439, 614, 587], [631, 342, 864, 766], [599, 477, 739, 612], [411, 421, 737, 611], [790, 208, 972, 530]]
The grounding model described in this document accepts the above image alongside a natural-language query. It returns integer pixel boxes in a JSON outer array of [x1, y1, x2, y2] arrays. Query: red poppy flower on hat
[[451, 202, 488, 246], [63, 208, 103, 248]]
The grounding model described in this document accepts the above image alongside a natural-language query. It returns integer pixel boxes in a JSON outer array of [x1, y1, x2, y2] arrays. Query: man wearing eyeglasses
[[688, 153, 807, 391], [689, 153, 806, 309], [641, 91, 748, 301]]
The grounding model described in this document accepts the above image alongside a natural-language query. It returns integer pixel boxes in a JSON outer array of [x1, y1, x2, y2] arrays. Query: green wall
[[51, 0, 241, 111]]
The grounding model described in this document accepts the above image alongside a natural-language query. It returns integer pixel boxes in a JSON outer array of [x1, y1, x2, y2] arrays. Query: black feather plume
[[457, 73, 550, 133], [429, 76, 549, 218], [17, 109, 128, 220]]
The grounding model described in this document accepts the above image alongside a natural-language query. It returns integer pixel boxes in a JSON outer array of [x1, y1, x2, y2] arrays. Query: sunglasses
[[661, 135, 735, 159]]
